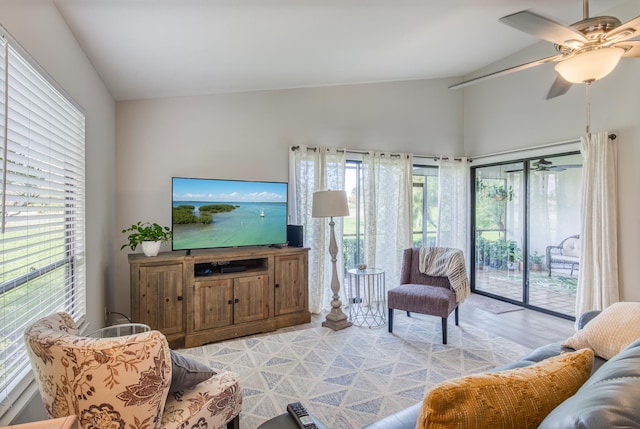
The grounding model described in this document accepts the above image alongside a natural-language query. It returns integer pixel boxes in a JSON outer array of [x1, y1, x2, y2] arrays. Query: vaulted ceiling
[[53, 0, 630, 101]]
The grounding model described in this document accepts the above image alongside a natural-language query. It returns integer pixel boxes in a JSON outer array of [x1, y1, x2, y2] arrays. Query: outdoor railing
[[342, 231, 435, 273]]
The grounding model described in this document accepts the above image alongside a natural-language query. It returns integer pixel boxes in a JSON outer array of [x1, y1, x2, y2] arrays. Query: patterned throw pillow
[[562, 301, 640, 359], [417, 348, 594, 429]]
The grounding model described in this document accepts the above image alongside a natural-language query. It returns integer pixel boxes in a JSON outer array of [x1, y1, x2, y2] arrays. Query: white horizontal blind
[[0, 31, 86, 417]]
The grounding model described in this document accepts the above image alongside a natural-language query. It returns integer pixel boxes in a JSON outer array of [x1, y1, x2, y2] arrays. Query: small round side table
[[346, 267, 386, 328], [87, 323, 151, 338]]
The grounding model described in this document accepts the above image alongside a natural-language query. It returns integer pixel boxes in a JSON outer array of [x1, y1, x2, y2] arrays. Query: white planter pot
[[141, 241, 162, 257]]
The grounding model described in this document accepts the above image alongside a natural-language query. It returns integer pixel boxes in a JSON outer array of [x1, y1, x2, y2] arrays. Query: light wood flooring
[[456, 299, 576, 349], [309, 294, 576, 350]]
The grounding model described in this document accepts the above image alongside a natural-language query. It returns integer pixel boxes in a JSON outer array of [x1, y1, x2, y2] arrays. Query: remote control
[[286, 402, 317, 429]]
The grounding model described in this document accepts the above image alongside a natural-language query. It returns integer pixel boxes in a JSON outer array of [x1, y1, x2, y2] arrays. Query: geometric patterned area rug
[[177, 312, 531, 429]]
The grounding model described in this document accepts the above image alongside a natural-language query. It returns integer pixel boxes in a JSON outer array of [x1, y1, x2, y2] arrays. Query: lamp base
[[322, 308, 352, 331]]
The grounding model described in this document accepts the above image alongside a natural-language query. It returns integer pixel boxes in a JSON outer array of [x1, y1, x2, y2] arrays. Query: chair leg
[[441, 317, 447, 344], [226, 415, 239, 429], [406, 311, 411, 317], [388, 308, 394, 333], [455, 306, 459, 326]]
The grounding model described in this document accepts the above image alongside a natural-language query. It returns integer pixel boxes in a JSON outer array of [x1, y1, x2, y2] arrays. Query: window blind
[[0, 29, 86, 420]]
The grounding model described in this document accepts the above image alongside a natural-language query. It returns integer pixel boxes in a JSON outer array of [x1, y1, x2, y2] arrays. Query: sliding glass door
[[472, 153, 582, 319], [527, 154, 582, 316], [473, 162, 524, 303]]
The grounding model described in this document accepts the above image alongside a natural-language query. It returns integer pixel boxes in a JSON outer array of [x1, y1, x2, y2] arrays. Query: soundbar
[[220, 265, 246, 273]]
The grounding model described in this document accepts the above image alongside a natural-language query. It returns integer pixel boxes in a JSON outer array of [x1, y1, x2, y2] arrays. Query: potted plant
[[515, 249, 524, 271], [121, 221, 172, 257], [529, 251, 544, 272], [507, 242, 519, 270], [476, 237, 486, 268], [488, 184, 513, 201]]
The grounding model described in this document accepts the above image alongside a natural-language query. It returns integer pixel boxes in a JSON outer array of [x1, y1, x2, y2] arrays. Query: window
[[343, 160, 438, 269], [0, 28, 86, 417], [412, 165, 439, 247], [344, 160, 363, 270]]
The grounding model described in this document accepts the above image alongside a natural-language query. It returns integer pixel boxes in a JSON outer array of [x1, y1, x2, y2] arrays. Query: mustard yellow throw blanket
[[418, 247, 470, 303]]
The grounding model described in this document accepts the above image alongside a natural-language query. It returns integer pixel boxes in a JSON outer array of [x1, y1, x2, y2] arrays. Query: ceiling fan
[[532, 158, 582, 172], [450, 0, 640, 99], [505, 158, 583, 173]]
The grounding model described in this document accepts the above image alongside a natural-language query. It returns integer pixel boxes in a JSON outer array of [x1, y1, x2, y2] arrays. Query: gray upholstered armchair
[[387, 248, 459, 344]]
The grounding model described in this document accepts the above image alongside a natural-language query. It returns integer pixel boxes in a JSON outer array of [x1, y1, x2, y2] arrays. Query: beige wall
[[113, 79, 464, 315], [463, 1, 640, 302], [4, 0, 639, 423], [0, 0, 116, 423]]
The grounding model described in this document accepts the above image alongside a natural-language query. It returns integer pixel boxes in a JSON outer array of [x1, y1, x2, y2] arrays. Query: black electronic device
[[287, 224, 304, 247], [219, 265, 246, 274], [286, 402, 317, 429], [195, 264, 216, 276]]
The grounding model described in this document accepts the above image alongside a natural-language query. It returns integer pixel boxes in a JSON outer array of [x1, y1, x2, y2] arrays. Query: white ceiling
[[53, 0, 631, 101]]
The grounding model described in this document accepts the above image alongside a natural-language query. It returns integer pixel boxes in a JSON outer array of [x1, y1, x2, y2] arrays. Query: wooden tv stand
[[128, 246, 310, 348]]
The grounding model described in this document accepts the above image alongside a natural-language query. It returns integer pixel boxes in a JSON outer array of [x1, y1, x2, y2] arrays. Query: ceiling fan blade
[[614, 40, 640, 57], [604, 15, 640, 44], [500, 10, 587, 47], [534, 158, 552, 166], [546, 75, 573, 99], [449, 54, 564, 90]]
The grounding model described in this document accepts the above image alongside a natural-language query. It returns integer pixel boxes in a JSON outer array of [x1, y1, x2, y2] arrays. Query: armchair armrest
[[162, 370, 242, 429], [578, 310, 601, 329], [546, 244, 561, 262]]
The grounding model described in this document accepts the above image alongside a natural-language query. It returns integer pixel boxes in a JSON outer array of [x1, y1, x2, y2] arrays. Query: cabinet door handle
[[234, 298, 240, 303], [228, 300, 233, 305], [177, 296, 183, 301], [275, 283, 280, 288]]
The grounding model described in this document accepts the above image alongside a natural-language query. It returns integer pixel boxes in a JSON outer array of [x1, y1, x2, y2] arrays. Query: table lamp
[[312, 190, 352, 330]]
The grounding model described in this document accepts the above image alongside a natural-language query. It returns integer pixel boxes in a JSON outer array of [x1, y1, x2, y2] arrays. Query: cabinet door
[[234, 275, 270, 324], [139, 264, 183, 335], [193, 278, 234, 331], [275, 254, 306, 315]]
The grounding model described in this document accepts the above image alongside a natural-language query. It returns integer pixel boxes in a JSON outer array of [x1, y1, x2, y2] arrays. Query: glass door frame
[[470, 152, 579, 322]]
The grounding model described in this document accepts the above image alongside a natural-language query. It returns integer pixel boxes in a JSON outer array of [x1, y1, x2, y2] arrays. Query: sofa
[[363, 309, 640, 429]]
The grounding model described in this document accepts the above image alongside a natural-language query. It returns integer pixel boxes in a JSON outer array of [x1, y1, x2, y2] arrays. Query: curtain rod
[[290, 145, 463, 161], [290, 145, 410, 159], [290, 134, 619, 163], [467, 133, 616, 162]]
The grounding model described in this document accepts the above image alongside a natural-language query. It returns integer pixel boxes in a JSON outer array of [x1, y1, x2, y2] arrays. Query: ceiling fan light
[[554, 47, 624, 84]]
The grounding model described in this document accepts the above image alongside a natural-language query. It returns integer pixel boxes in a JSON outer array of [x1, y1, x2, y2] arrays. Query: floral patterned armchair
[[24, 313, 241, 429]]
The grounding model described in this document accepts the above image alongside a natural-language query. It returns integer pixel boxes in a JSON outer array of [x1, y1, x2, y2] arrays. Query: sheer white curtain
[[362, 152, 413, 287], [575, 131, 619, 318], [436, 157, 469, 264], [289, 145, 347, 313]]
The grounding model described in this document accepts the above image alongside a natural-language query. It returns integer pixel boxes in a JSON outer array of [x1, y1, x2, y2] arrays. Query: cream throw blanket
[[418, 247, 470, 303]]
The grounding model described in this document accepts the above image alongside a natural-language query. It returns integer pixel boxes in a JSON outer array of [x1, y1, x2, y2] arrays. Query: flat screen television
[[172, 177, 288, 251]]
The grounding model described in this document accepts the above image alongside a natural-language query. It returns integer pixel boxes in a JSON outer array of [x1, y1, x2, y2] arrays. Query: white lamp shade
[[312, 190, 350, 218], [554, 48, 624, 84]]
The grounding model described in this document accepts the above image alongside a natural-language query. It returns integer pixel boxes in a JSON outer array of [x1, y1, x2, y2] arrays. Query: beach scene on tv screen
[[172, 178, 287, 250]]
